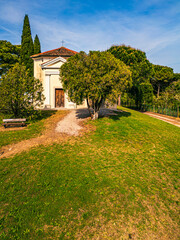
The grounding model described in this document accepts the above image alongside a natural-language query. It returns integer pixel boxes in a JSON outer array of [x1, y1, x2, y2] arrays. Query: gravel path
[[55, 110, 83, 136], [55, 108, 119, 136], [144, 112, 180, 127]]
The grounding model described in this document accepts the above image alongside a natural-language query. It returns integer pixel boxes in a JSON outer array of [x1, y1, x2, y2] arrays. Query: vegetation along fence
[[141, 104, 179, 118], [122, 101, 179, 118]]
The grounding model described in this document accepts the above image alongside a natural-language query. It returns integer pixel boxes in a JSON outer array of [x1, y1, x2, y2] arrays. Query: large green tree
[[34, 34, 41, 54], [161, 80, 180, 117], [151, 64, 174, 97], [108, 45, 153, 108], [138, 82, 154, 108], [20, 14, 34, 76], [108, 45, 153, 83], [0, 63, 45, 117], [60, 51, 132, 120], [0, 40, 20, 76], [173, 73, 180, 80]]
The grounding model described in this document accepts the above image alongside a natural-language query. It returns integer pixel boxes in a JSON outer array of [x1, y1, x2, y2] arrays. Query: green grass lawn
[[0, 110, 57, 148], [0, 107, 179, 239]]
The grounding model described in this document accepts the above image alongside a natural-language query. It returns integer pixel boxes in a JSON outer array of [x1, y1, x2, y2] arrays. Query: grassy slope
[[0, 107, 179, 239], [0, 111, 57, 148]]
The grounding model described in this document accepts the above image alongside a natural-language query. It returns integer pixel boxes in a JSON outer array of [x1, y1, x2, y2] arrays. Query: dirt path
[[144, 112, 180, 127], [0, 108, 119, 159], [0, 110, 88, 159]]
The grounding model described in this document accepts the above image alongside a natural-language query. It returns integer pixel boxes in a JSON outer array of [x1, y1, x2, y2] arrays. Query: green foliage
[[167, 80, 180, 103], [173, 73, 180, 82], [108, 45, 146, 65], [138, 82, 154, 108], [160, 80, 180, 117], [0, 63, 45, 117], [34, 34, 41, 54], [108, 45, 153, 84], [60, 51, 131, 119], [108, 45, 153, 108], [20, 14, 34, 76], [0, 40, 20, 76], [151, 64, 174, 97], [122, 82, 154, 109]]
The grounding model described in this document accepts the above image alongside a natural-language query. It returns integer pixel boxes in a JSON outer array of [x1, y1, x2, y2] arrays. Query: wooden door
[[55, 89, 64, 107]]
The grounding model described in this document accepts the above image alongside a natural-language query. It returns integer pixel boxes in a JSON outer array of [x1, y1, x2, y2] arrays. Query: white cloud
[[0, 25, 17, 35], [0, 0, 179, 71], [30, 8, 180, 54], [0, 1, 26, 24]]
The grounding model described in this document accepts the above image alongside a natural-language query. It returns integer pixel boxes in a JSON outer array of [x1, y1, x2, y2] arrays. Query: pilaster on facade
[[44, 74, 51, 105]]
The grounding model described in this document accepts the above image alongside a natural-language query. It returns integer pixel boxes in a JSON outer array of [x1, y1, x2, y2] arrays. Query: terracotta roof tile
[[31, 47, 78, 58]]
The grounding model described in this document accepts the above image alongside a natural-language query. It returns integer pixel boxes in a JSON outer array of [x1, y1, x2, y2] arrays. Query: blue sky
[[0, 0, 180, 72]]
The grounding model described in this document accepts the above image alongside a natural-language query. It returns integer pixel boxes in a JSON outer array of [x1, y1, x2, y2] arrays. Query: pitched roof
[[31, 47, 78, 58]]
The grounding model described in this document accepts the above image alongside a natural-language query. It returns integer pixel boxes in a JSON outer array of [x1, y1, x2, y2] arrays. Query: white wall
[[33, 57, 87, 109]]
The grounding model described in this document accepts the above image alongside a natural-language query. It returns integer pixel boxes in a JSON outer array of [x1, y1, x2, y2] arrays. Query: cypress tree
[[20, 14, 34, 76], [34, 34, 41, 54]]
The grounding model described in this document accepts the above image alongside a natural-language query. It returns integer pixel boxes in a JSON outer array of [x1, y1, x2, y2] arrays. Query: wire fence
[[122, 101, 179, 118], [141, 104, 179, 117]]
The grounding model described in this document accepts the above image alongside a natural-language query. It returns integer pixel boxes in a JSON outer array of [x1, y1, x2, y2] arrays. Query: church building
[[31, 47, 87, 109]]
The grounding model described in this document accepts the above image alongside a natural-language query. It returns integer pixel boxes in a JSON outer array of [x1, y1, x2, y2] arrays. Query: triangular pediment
[[41, 56, 67, 69]]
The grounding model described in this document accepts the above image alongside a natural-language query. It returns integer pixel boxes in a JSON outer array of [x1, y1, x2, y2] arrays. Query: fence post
[[177, 105, 179, 118]]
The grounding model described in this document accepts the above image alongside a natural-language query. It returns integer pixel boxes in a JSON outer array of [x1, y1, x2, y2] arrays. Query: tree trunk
[[86, 98, 93, 119], [177, 104, 179, 118], [86, 98, 102, 120], [92, 101, 100, 120], [92, 111, 99, 120], [118, 94, 121, 106], [157, 84, 160, 97]]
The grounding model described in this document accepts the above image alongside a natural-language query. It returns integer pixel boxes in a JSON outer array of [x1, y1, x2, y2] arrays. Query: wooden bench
[[2, 119, 26, 128]]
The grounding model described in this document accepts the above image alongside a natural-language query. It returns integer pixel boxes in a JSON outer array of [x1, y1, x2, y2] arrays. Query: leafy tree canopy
[[0, 63, 45, 117], [108, 45, 153, 108], [108, 45, 153, 84], [165, 80, 180, 103], [173, 73, 180, 82], [138, 82, 154, 107], [0, 40, 20, 76], [60, 51, 132, 120], [20, 14, 34, 76], [159, 79, 180, 117], [151, 64, 174, 97]]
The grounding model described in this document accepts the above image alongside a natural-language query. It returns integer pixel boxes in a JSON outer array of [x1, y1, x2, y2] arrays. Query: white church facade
[[31, 47, 87, 109]]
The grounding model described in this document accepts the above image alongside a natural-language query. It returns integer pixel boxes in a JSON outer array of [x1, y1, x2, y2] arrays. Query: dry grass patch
[[0, 107, 179, 239]]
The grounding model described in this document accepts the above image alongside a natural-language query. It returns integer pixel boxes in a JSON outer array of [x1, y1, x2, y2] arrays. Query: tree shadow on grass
[[37, 110, 57, 120], [75, 108, 131, 121], [75, 108, 91, 119], [99, 108, 131, 121], [27, 110, 58, 123], [0, 110, 58, 123]]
